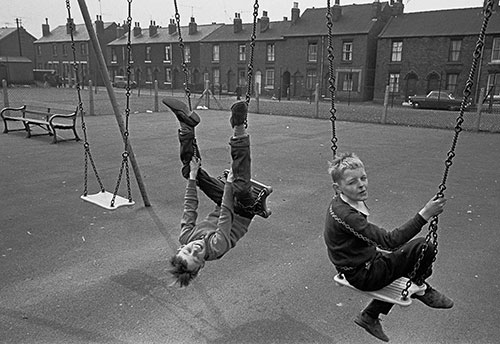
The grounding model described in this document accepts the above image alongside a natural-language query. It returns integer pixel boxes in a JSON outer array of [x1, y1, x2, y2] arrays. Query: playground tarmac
[[0, 108, 499, 344]]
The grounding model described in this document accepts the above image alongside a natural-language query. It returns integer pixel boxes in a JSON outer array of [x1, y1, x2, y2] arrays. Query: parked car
[[408, 91, 466, 111], [112, 76, 137, 88]]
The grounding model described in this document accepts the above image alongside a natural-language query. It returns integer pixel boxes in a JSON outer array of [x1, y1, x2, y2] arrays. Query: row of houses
[[1, 0, 499, 103]]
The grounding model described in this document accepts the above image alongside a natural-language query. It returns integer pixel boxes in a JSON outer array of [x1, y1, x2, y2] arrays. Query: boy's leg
[[228, 101, 254, 209], [164, 97, 224, 205]]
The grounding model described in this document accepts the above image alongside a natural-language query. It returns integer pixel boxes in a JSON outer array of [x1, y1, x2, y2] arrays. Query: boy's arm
[[179, 157, 201, 244], [207, 175, 237, 257], [343, 210, 426, 250], [179, 179, 199, 244]]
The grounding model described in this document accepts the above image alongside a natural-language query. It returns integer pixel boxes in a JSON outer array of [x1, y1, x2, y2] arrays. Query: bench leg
[[72, 127, 81, 142]]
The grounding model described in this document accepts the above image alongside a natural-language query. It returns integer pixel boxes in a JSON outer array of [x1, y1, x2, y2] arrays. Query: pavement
[[1, 108, 499, 344]]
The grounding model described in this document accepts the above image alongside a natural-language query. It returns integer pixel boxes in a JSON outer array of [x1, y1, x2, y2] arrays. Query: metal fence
[[1, 81, 499, 133]]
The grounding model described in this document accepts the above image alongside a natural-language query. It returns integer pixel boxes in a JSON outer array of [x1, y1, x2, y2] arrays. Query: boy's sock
[[233, 124, 247, 138]]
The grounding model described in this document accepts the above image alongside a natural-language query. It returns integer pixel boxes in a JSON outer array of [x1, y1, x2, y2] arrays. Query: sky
[[1, 0, 487, 39]]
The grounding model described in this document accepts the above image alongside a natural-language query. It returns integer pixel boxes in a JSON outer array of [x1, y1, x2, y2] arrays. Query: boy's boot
[[413, 284, 454, 308], [230, 101, 248, 128], [162, 97, 200, 128], [354, 312, 389, 342]]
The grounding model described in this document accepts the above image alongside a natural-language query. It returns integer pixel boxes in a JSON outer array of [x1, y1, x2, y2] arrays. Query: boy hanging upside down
[[163, 98, 270, 287], [324, 153, 453, 342]]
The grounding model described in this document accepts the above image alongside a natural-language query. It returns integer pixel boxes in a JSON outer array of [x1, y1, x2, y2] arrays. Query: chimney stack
[[371, 0, 381, 20], [42, 18, 50, 37], [260, 11, 270, 32], [391, 0, 404, 16], [332, 0, 342, 22], [66, 17, 74, 35], [149, 20, 158, 37], [291, 2, 300, 24], [188, 17, 197, 35], [95, 15, 104, 36], [234, 13, 242, 33], [168, 18, 176, 34], [133, 22, 142, 37]]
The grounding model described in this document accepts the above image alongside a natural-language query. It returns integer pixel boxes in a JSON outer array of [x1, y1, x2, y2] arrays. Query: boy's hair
[[168, 254, 202, 287], [328, 152, 364, 183]]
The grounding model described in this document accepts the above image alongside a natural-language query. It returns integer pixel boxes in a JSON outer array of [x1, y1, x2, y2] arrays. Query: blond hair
[[328, 152, 364, 183]]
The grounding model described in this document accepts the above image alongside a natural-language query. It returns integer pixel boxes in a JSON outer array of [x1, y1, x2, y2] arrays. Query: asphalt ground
[[1, 107, 499, 344]]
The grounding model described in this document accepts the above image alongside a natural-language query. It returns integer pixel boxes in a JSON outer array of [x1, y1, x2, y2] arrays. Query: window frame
[[449, 39, 462, 62], [342, 41, 353, 62], [390, 41, 403, 62], [266, 43, 275, 62], [212, 44, 220, 62], [307, 42, 318, 62], [492, 37, 500, 62]]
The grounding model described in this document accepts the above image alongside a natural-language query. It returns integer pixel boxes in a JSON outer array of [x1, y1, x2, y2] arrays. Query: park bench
[[0, 102, 80, 144]]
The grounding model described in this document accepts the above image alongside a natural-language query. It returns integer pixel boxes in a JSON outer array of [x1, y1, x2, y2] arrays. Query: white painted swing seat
[[81, 191, 135, 210], [334, 273, 427, 307]]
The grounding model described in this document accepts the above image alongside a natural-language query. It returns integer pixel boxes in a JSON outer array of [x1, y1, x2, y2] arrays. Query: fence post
[[314, 83, 320, 119], [381, 85, 389, 124], [2, 79, 9, 108], [154, 80, 159, 112], [474, 87, 485, 132], [88, 79, 95, 116]]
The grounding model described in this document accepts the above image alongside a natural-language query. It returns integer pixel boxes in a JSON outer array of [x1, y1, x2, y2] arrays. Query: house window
[[52, 44, 57, 56], [308, 42, 318, 62], [267, 43, 275, 62], [265, 69, 275, 89], [80, 43, 88, 56], [146, 67, 153, 83], [239, 44, 246, 61], [145, 46, 152, 62], [62, 44, 68, 56], [492, 37, 500, 62], [342, 41, 353, 62], [164, 44, 172, 62], [111, 48, 117, 63], [306, 70, 317, 90], [238, 69, 246, 87], [446, 73, 459, 95], [487, 73, 500, 96], [164, 67, 172, 83], [449, 39, 462, 62], [213, 68, 220, 86], [36, 45, 42, 56], [391, 41, 403, 62], [184, 44, 191, 63], [388, 73, 400, 93], [212, 44, 220, 62]]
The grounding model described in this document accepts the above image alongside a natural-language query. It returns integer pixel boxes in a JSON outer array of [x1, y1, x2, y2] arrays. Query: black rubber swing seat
[[220, 169, 273, 218], [334, 273, 427, 307]]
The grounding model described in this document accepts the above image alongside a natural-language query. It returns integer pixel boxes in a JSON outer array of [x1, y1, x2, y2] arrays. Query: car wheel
[[412, 102, 420, 108]]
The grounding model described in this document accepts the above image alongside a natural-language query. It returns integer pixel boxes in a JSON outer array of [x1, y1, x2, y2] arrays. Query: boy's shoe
[[413, 286, 454, 309], [162, 97, 200, 127], [230, 101, 248, 128], [354, 312, 389, 342]]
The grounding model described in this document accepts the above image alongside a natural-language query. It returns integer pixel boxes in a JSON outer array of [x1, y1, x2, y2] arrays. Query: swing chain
[[66, 0, 106, 194], [326, 0, 338, 158], [245, 0, 259, 106], [173, 0, 192, 111], [110, 0, 134, 207], [402, 0, 494, 300]]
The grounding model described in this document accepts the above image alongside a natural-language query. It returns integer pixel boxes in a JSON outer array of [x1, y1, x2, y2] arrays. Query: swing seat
[[81, 191, 135, 210], [334, 273, 427, 307], [221, 169, 273, 218]]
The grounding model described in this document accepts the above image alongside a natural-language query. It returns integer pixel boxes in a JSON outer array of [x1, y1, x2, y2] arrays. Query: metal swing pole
[[76, 0, 151, 207]]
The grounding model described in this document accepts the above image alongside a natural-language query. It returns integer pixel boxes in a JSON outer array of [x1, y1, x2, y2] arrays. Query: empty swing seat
[[81, 191, 135, 210], [334, 273, 427, 307]]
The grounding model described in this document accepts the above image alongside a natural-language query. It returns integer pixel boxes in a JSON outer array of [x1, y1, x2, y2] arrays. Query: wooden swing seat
[[81, 191, 135, 210], [334, 273, 427, 307]]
